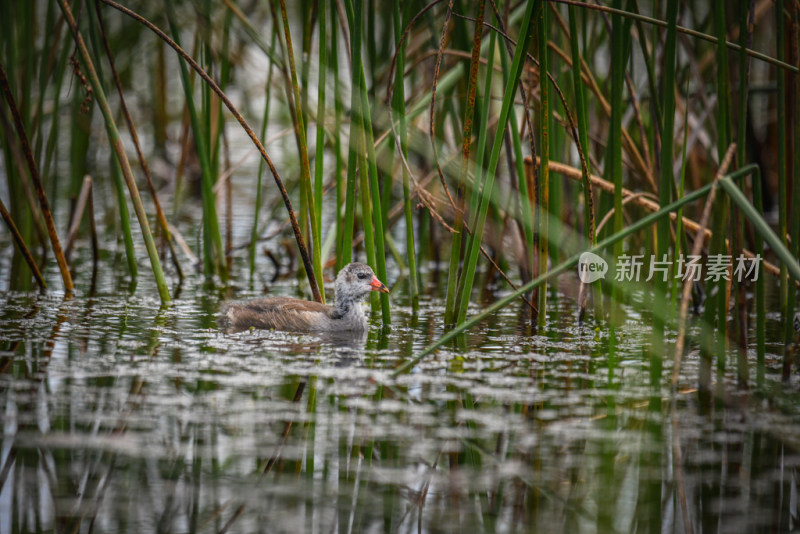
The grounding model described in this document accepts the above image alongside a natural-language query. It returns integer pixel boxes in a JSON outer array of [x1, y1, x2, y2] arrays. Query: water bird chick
[[222, 262, 389, 332]]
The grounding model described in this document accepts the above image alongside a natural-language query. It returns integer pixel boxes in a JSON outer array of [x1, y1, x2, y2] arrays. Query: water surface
[[1, 251, 798, 533]]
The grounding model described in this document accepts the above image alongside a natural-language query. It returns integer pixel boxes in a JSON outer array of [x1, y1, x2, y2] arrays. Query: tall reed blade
[[249, 30, 278, 282], [331, 0, 345, 272], [110, 156, 138, 279], [652, 0, 678, 384], [313, 0, 327, 278], [356, 66, 390, 322], [455, 1, 536, 326], [733, 0, 753, 384], [392, 0, 418, 311], [788, 2, 800, 369], [338, 0, 363, 271], [444, 0, 484, 324], [165, 0, 226, 281], [719, 176, 800, 283], [279, 0, 324, 300], [607, 0, 627, 359], [701, 0, 733, 386], [94, 0, 184, 281], [537, 2, 550, 327], [58, 0, 171, 303], [776, 0, 795, 373]]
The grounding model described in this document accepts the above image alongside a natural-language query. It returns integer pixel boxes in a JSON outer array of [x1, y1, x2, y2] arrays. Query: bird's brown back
[[223, 297, 334, 332]]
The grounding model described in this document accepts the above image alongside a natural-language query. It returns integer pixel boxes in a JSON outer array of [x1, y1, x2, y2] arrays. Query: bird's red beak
[[370, 276, 390, 294]]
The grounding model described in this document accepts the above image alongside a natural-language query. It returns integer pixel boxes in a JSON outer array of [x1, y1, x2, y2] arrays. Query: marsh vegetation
[[1, 0, 800, 531]]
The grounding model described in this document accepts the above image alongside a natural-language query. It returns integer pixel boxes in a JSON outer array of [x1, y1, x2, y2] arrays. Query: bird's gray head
[[334, 262, 389, 307]]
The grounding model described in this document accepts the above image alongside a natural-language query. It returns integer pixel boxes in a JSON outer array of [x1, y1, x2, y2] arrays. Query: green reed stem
[[444, 0, 484, 324], [454, 31, 496, 316], [733, 0, 752, 383], [357, 57, 390, 322], [280, 0, 323, 299], [338, 0, 362, 270], [776, 0, 789, 346], [59, 0, 171, 303], [789, 3, 800, 362], [455, 1, 536, 326], [506, 74, 532, 272], [537, 2, 550, 327], [331, 0, 344, 271], [653, 0, 678, 382], [357, 153, 378, 310], [32, 0, 59, 163], [165, 0, 226, 281], [672, 76, 691, 312], [313, 0, 327, 273], [82, 26, 137, 280], [704, 0, 732, 377], [569, 3, 602, 320], [719, 176, 800, 283], [110, 155, 138, 279], [249, 30, 277, 281], [608, 0, 626, 326], [41, 35, 71, 181], [393, 0, 418, 311], [94, 0, 184, 280], [568, 5, 592, 240], [751, 168, 765, 381]]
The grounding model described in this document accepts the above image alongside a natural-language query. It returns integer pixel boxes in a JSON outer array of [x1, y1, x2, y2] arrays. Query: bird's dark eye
[[357, 272, 369, 280]]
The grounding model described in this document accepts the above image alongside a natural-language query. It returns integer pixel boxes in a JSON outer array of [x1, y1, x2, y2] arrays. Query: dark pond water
[[1, 177, 800, 534], [2, 256, 799, 533]]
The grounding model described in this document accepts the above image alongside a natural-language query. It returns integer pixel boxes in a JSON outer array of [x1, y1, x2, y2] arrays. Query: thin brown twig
[[453, 11, 596, 247], [543, 36, 653, 189], [594, 191, 658, 235], [0, 104, 49, 250], [536, 156, 780, 277], [100, 0, 321, 302], [562, 1, 657, 192], [0, 62, 73, 295], [672, 144, 736, 387], [551, 0, 798, 72], [64, 175, 92, 262], [413, 178, 538, 313]]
